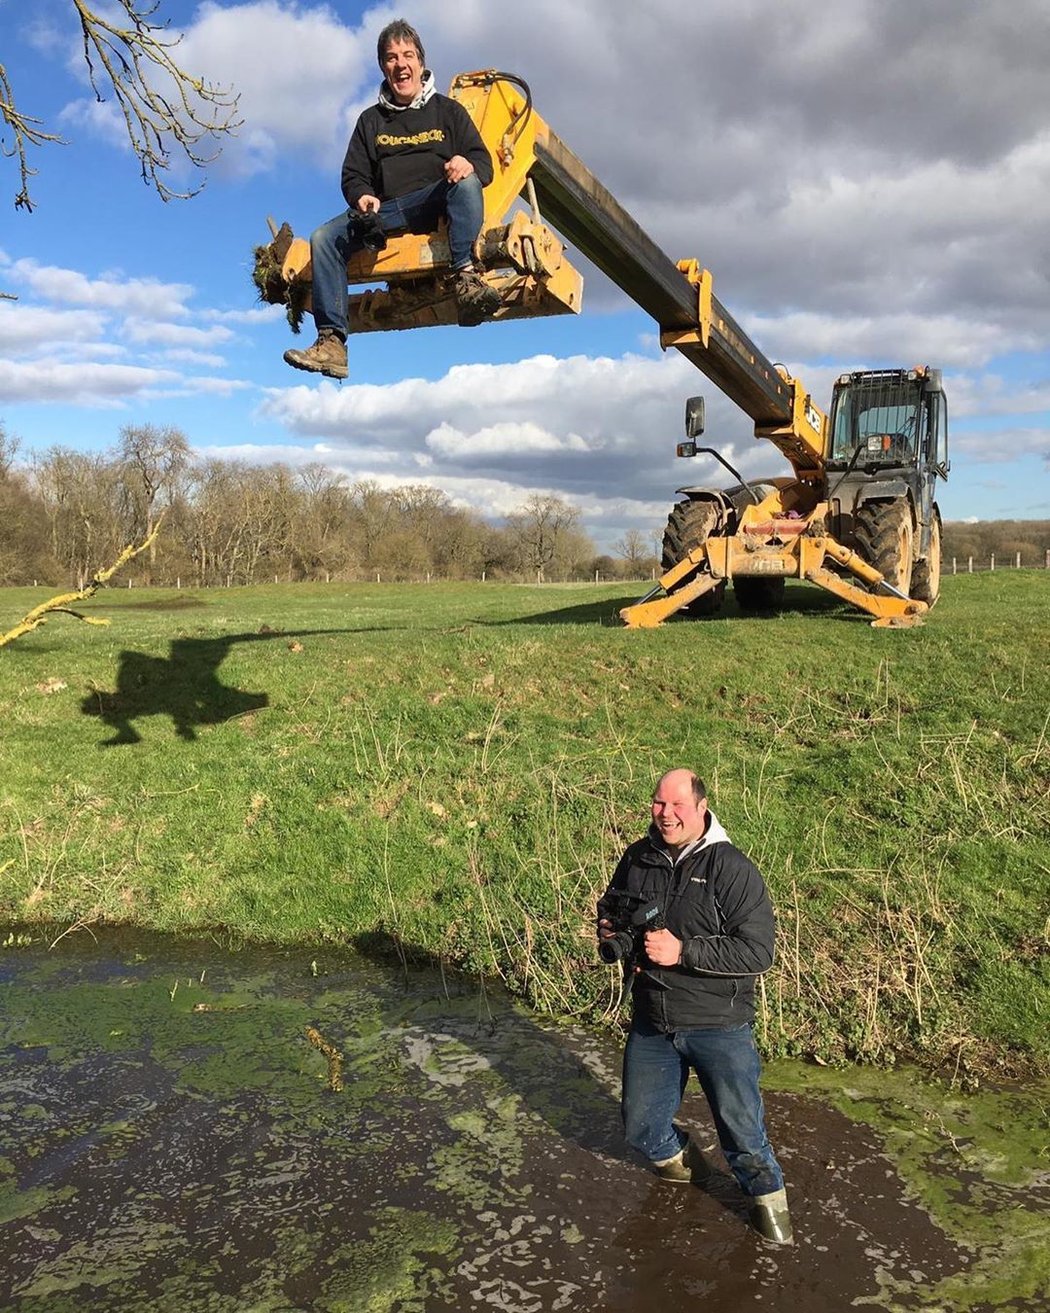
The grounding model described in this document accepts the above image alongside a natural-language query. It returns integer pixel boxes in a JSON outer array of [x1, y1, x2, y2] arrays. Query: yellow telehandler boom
[[255, 71, 947, 627]]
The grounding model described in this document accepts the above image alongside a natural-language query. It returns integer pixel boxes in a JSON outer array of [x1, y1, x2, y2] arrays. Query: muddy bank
[[0, 928, 1047, 1311]]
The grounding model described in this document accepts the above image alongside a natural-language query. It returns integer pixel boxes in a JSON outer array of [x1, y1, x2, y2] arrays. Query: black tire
[[911, 513, 942, 607], [661, 499, 726, 617], [854, 499, 914, 596], [734, 576, 786, 612]]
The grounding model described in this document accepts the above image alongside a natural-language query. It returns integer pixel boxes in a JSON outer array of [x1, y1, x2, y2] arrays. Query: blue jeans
[[308, 173, 486, 336], [621, 1017, 784, 1198]]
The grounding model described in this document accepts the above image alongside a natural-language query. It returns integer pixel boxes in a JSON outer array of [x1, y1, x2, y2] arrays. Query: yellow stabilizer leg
[[620, 573, 722, 628]]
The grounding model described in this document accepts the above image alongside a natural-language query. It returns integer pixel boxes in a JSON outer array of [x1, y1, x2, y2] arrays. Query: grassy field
[[1, 572, 1047, 1078]]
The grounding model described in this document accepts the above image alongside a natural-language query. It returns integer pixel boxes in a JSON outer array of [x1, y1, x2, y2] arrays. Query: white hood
[[651, 809, 730, 864], [378, 69, 437, 112]]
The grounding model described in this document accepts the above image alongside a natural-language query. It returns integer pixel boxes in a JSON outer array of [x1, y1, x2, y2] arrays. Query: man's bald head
[[651, 769, 708, 849]]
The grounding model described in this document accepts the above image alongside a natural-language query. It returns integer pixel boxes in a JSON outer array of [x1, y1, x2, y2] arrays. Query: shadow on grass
[[119, 596, 210, 613], [472, 597, 640, 626], [476, 583, 851, 627], [80, 627, 356, 747]]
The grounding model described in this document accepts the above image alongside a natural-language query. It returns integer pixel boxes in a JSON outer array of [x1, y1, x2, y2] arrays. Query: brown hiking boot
[[283, 330, 348, 380], [453, 267, 501, 326]]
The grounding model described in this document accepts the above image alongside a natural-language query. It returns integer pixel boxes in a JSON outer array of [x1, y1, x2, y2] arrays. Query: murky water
[[0, 928, 1046, 1311]]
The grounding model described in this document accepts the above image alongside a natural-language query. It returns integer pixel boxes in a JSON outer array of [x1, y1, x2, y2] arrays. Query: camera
[[357, 211, 387, 252], [598, 891, 665, 967]]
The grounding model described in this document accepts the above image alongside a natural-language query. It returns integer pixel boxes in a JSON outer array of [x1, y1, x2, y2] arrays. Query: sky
[[2, 0, 1049, 551]]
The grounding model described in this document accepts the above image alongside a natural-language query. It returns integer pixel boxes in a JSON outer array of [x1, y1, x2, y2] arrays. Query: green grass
[[1, 572, 1048, 1077]]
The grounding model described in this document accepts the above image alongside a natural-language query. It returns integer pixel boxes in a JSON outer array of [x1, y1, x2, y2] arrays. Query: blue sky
[[2, 0, 1049, 550]]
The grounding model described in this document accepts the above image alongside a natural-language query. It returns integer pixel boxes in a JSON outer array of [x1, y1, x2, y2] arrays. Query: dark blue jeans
[[308, 173, 485, 336], [621, 1017, 784, 1198]]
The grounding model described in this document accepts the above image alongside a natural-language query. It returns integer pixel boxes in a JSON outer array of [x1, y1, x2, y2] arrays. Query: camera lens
[[359, 215, 387, 252], [599, 932, 633, 964]]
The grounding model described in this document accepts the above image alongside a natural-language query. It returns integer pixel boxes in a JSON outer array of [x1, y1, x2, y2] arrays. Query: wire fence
[[948, 550, 1050, 574], [22, 549, 1050, 590]]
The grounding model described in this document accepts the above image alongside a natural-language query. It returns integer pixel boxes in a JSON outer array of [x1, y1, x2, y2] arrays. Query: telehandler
[[253, 71, 948, 628]]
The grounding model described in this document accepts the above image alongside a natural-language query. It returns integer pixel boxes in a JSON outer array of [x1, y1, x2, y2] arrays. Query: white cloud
[[944, 373, 1050, 420], [181, 375, 255, 396], [124, 319, 235, 348], [177, 0, 376, 174], [0, 360, 179, 406], [744, 311, 1044, 373], [8, 259, 194, 318], [162, 348, 229, 367], [0, 304, 109, 353], [256, 348, 792, 521], [57, 97, 130, 152], [205, 305, 285, 325], [949, 425, 1050, 463], [425, 420, 590, 459], [262, 352, 703, 441]]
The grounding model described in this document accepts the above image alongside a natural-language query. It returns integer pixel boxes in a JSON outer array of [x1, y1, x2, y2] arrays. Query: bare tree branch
[[2, 1, 241, 211], [0, 518, 163, 648], [0, 61, 66, 212]]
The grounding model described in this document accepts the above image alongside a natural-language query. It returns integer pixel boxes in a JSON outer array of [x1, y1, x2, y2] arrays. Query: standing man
[[284, 18, 501, 380], [597, 768, 792, 1244]]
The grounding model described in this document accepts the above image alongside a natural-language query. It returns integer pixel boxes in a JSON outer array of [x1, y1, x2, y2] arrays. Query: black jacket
[[341, 93, 494, 208], [597, 812, 775, 1031]]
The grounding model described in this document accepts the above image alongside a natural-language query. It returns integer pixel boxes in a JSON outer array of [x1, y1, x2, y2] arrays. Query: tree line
[[0, 422, 660, 588], [942, 519, 1050, 570], [6, 422, 1043, 591]]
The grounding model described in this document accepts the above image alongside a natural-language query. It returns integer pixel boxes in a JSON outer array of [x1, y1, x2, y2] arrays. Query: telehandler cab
[[253, 70, 947, 627]]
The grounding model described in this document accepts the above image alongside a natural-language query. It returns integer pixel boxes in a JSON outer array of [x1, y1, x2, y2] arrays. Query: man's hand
[[356, 195, 381, 214], [597, 917, 615, 942], [644, 928, 683, 967], [444, 155, 474, 184]]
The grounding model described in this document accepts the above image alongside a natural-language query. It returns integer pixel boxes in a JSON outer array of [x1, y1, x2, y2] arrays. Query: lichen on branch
[[0, 520, 163, 648], [3, 0, 241, 211]]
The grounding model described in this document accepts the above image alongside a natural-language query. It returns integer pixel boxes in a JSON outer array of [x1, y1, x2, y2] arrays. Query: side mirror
[[684, 396, 705, 439]]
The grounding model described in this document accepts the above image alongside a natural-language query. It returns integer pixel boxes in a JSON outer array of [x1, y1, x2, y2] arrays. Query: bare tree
[[117, 422, 190, 577], [293, 464, 352, 580], [2, 0, 240, 212], [614, 527, 657, 578], [32, 447, 124, 588], [505, 494, 594, 580], [0, 423, 53, 584], [430, 508, 489, 579], [0, 422, 16, 480]]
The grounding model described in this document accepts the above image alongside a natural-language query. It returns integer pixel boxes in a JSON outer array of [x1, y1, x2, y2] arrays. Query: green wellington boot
[[652, 1137, 717, 1185], [749, 1188, 794, 1244]]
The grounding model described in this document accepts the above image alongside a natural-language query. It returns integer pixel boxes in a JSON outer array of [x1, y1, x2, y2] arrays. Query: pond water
[[0, 927, 1047, 1312]]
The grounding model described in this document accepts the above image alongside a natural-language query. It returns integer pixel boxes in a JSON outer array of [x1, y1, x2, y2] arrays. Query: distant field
[[2, 573, 1048, 1077]]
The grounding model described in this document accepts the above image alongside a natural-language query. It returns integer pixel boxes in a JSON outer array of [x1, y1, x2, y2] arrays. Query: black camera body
[[357, 211, 387, 252], [599, 891, 665, 968]]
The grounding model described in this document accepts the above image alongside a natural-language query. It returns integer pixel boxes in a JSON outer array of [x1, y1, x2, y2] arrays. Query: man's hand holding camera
[[643, 927, 683, 967], [598, 904, 682, 971]]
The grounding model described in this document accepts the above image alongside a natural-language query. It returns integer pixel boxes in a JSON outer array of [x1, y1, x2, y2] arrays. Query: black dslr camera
[[356, 211, 387, 252], [598, 891, 665, 968]]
